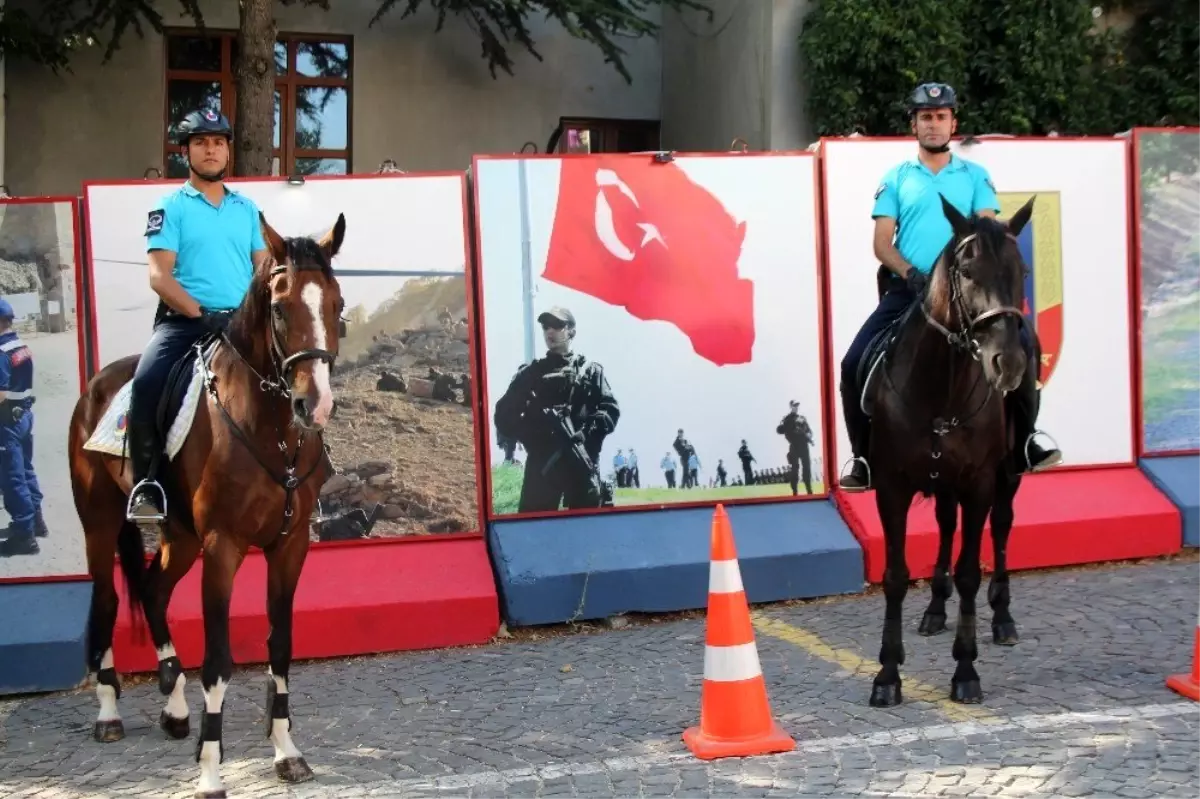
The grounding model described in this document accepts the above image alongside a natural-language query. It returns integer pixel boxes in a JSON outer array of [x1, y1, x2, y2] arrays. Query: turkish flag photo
[[542, 157, 755, 367]]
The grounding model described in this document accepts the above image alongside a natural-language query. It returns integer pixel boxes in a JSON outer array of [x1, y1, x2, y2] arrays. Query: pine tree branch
[[369, 0, 712, 82]]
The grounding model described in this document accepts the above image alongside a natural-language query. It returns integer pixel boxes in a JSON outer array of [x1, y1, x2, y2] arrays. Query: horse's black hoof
[[869, 683, 902, 707], [918, 612, 947, 636], [992, 621, 1019, 646], [275, 756, 314, 783], [951, 679, 983, 703], [93, 719, 125, 743], [160, 711, 190, 739]]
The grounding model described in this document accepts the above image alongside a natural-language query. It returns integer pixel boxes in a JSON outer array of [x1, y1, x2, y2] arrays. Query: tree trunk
[[234, 0, 277, 177]]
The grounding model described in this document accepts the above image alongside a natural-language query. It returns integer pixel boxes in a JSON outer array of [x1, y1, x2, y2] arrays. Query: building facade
[[1, 0, 815, 197]]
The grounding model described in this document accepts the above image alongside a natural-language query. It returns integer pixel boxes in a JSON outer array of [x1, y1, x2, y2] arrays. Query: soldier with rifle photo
[[493, 306, 620, 512]]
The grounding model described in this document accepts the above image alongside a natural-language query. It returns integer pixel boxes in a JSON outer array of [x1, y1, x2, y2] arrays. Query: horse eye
[[959, 267, 972, 281]]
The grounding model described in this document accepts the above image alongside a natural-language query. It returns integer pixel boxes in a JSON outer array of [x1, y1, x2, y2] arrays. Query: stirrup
[[838, 456, 872, 492], [1024, 430, 1063, 473], [126, 479, 167, 523]]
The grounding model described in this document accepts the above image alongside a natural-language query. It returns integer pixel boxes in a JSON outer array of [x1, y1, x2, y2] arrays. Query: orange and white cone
[[683, 504, 796, 760], [1166, 601, 1199, 702]]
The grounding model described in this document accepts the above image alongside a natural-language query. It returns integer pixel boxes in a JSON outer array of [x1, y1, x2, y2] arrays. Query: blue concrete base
[[488, 501, 865, 627], [1140, 456, 1200, 548], [0, 580, 92, 696]]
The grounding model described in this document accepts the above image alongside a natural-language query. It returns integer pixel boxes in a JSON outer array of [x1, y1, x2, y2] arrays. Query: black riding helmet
[[176, 108, 233, 146], [908, 82, 958, 114]]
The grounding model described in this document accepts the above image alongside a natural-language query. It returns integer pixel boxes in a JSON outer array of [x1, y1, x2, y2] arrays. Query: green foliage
[[799, 0, 1200, 137]]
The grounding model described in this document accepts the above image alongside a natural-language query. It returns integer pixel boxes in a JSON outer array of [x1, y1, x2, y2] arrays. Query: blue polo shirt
[[145, 182, 266, 310], [871, 155, 1001, 274]]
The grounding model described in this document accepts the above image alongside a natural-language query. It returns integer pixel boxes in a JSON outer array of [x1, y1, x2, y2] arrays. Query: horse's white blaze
[[300, 282, 334, 426], [269, 673, 303, 762], [95, 647, 120, 722], [197, 677, 227, 795]]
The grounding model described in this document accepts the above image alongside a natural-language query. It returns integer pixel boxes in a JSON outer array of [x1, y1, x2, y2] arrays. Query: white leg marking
[[300, 282, 334, 426], [156, 643, 189, 719], [196, 677, 227, 796], [269, 673, 303, 762], [95, 648, 120, 722]]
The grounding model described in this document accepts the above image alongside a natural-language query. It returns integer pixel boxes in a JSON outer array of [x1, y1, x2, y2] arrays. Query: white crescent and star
[[592, 168, 665, 262]]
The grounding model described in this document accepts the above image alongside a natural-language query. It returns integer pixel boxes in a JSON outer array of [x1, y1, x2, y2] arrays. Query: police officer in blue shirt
[[0, 298, 48, 557], [126, 108, 274, 528], [838, 83, 1062, 492]]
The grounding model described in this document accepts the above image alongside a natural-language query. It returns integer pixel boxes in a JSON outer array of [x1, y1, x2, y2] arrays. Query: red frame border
[[469, 149, 833, 522], [0, 194, 90, 585], [78, 171, 488, 546], [1130, 126, 1200, 459], [813, 135, 1141, 488]]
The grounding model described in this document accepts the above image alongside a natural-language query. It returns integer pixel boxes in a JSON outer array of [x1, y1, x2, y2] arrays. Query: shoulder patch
[[874, 183, 887, 200], [145, 209, 165, 237], [985, 177, 997, 192]]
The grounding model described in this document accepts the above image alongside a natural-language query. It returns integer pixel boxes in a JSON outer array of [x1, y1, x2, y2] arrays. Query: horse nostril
[[991, 352, 1003, 374], [292, 397, 309, 419]]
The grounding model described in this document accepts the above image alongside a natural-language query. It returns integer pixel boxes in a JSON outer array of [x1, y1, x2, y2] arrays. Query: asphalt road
[[0, 556, 1197, 798]]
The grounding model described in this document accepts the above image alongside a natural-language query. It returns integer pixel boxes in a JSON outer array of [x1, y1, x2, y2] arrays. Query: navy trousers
[[129, 316, 208, 452]]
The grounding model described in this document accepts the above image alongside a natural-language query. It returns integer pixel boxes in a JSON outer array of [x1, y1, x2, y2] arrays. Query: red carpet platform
[[112, 535, 499, 673], [836, 467, 1182, 584]]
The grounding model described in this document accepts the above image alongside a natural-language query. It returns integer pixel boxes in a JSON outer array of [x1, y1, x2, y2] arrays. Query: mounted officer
[[126, 108, 275, 530], [0, 298, 48, 557], [838, 82, 1062, 492], [493, 306, 620, 512]]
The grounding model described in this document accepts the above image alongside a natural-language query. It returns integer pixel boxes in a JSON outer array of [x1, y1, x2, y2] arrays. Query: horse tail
[[115, 520, 151, 641]]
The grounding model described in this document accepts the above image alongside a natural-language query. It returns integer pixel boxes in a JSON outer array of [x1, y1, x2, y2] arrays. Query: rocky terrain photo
[[313, 275, 482, 542]]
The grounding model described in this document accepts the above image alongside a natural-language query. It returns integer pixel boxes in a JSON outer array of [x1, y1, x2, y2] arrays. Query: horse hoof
[[93, 719, 125, 743], [992, 622, 1019, 646], [918, 612, 947, 636], [951, 679, 983, 703], [869, 683, 902, 707], [159, 711, 190, 739], [275, 756, 314, 783]]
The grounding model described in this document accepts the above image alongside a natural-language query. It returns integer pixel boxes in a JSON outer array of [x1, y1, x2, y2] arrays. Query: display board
[[1135, 128, 1200, 456], [0, 197, 88, 581], [822, 137, 1135, 473], [473, 153, 828, 518], [82, 174, 484, 542]]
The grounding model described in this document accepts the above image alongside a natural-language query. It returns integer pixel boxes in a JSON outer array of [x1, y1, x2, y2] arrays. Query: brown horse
[[68, 212, 346, 798]]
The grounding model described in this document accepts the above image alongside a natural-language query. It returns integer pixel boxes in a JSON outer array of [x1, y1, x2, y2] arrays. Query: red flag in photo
[[542, 157, 754, 366]]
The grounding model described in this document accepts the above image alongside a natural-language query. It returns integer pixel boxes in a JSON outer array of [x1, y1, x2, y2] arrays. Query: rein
[[197, 263, 338, 535]]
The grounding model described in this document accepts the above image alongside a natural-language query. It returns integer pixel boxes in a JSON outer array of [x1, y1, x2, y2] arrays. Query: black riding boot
[[126, 418, 166, 525], [838, 380, 871, 491], [1010, 369, 1061, 473]]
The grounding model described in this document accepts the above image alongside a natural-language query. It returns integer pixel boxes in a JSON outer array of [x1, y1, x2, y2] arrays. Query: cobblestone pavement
[[1, 557, 1198, 798]]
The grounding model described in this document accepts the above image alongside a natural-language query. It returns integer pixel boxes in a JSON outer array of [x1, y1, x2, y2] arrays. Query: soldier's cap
[[790, 399, 799, 407], [537, 306, 576, 328]]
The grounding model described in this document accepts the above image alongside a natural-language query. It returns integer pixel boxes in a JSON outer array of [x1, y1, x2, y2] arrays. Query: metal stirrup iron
[[1024, 429, 1062, 472], [126, 478, 168, 523], [839, 456, 872, 488]]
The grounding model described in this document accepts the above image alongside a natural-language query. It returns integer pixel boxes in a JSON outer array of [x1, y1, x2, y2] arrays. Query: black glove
[[198, 308, 231, 335], [905, 268, 928, 296]]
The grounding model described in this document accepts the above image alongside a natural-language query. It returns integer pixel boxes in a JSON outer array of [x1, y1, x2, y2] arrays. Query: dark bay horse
[[862, 194, 1036, 707], [68, 212, 346, 798]]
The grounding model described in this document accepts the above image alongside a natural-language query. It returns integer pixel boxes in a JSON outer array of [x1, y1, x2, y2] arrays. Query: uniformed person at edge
[[0, 299, 48, 557], [126, 108, 275, 529], [777, 399, 814, 496], [838, 82, 1063, 492], [493, 307, 620, 512]]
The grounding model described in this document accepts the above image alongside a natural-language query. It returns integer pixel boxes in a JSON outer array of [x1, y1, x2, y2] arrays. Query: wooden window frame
[[554, 116, 661, 154], [162, 28, 354, 177]]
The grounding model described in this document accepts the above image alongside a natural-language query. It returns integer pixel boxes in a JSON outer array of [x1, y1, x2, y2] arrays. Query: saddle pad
[[82, 362, 206, 461]]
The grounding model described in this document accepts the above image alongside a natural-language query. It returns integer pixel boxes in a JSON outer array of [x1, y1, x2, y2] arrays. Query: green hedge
[[798, 0, 1199, 137]]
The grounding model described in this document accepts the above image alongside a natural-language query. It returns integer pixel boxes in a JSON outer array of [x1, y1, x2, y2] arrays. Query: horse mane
[[925, 214, 1013, 326]]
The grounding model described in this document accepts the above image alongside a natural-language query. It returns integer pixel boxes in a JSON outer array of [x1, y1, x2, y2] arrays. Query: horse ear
[[1007, 195, 1036, 236], [259, 212, 287, 264], [939, 194, 972, 238], [318, 213, 346, 260]]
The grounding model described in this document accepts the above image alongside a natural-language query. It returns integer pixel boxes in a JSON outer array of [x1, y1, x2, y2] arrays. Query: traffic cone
[[683, 504, 796, 760], [1166, 605, 1199, 702]]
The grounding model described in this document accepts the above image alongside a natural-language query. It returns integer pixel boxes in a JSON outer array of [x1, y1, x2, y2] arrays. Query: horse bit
[[198, 262, 339, 534]]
